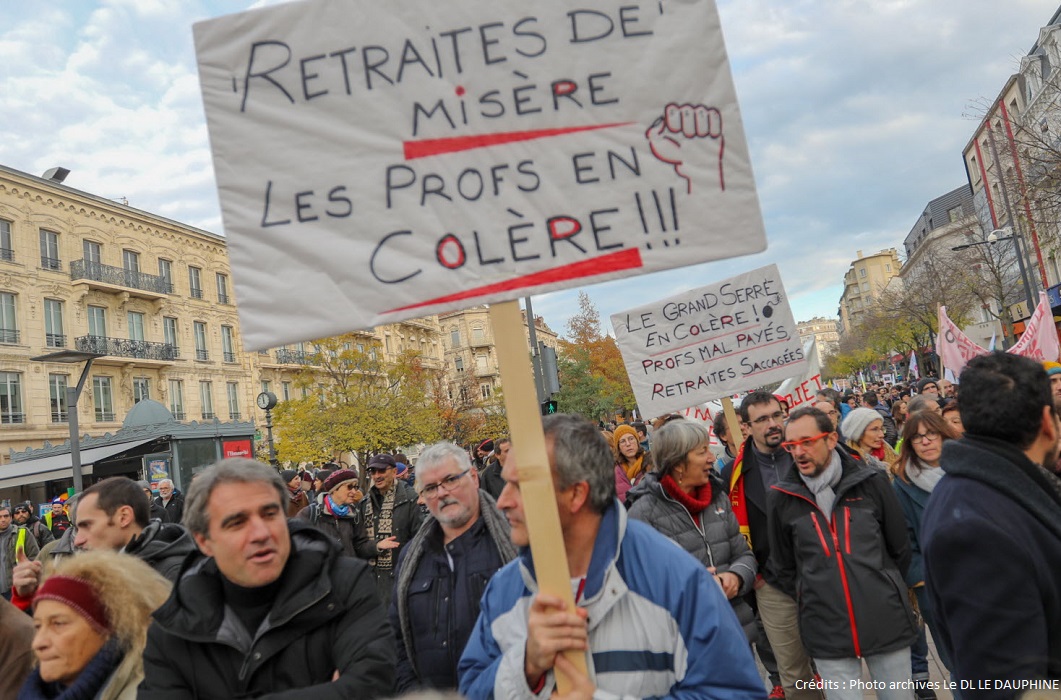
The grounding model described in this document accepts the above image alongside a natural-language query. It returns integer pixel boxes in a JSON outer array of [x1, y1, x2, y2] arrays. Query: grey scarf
[[905, 458, 944, 493], [799, 451, 843, 519], [395, 490, 516, 681]]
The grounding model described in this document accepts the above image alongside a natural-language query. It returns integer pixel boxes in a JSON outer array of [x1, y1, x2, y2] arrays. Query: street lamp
[[951, 226, 1036, 312], [30, 349, 105, 494]]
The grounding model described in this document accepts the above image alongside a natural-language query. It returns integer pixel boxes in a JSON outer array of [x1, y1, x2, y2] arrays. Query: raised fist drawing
[[646, 103, 725, 194]]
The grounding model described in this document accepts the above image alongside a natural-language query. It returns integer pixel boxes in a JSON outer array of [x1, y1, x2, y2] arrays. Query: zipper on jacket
[[810, 513, 831, 557], [660, 483, 715, 568], [843, 507, 852, 555], [772, 485, 861, 658]]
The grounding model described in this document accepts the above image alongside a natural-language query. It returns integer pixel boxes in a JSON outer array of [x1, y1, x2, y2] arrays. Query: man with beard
[[391, 442, 516, 692], [354, 453, 425, 608], [724, 391, 820, 700], [11, 503, 54, 550], [922, 353, 1061, 695], [770, 406, 916, 699]]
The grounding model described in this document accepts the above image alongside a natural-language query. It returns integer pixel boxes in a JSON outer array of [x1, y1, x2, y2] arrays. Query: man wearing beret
[[354, 454, 425, 608]]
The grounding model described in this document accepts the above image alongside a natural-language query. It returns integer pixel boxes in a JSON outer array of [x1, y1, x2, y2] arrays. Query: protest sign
[[612, 264, 807, 416], [774, 337, 822, 410], [193, 0, 766, 350]]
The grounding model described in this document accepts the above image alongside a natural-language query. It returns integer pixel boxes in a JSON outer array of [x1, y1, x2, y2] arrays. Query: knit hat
[[613, 424, 639, 446], [1044, 361, 1061, 377], [916, 377, 940, 394], [395, 462, 409, 477], [279, 469, 299, 484], [841, 407, 884, 444], [367, 454, 396, 471], [34, 575, 111, 635], [322, 469, 358, 493], [477, 439, 494, 454]]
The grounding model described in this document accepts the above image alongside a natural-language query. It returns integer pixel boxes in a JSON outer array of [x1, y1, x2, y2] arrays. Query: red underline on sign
[[403, 122, 634, 160], [648, 324, 764, 358], [384, 248, 643, 314]]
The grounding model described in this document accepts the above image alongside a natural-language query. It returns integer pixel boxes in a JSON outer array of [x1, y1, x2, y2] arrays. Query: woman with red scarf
[[626, 418, 758, 641]]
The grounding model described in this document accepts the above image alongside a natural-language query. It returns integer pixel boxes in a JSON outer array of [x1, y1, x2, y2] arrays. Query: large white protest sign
[[611, 264, 807, 416], [193, 0, 766, 350]]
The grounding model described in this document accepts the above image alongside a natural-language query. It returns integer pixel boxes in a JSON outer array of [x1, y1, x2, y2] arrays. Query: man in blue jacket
[[922, 352, 1061, 697], [458, 413, 765, 700]]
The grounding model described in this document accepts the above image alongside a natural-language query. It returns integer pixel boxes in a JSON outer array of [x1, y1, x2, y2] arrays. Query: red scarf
[[661, 474, 713, 526]]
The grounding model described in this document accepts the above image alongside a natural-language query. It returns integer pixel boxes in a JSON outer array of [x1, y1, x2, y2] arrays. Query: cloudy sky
[[0, 0, 1055, 339]]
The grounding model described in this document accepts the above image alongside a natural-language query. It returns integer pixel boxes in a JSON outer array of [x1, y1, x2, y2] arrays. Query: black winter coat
[[923, 437, 1061, 697], [296, 498, 360, 557], [124, 520, 198, 582], [138, 520, 396, 699], [154, 492, 184, 524], [768, 448, 917, 659], [627, 471, 758, 641]]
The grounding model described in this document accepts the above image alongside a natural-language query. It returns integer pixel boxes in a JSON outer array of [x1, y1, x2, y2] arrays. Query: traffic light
[[541, 399, 558, 415], [539, 343, 560, 395]]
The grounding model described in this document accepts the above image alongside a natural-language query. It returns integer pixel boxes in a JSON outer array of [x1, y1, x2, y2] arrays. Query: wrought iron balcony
[[75, 335, 179, 362], [1, 411, 25, 424], [223, 351, 237, 363], [0, 248, 14, 262], [196, 349, 209, 361], [46, 333, 66, 348], [276, 349, 322, 365], [190, 288, 204, 300], [41, 256, 62, 271], [218, 293, 230, 304], [0, 328, 19, 344], [70, 259, 171, 297]]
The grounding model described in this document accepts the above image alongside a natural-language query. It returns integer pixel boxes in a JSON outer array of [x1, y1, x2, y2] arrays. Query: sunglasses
[[366, 466, 393, 475], [780, 432, 831, 453]]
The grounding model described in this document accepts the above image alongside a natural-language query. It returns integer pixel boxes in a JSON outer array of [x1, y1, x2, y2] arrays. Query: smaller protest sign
[[612, 264, 807, 416], [774, 338, 822, 411]]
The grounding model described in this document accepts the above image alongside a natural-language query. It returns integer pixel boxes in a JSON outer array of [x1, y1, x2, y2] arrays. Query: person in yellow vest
[[1, 504, 40, 600]]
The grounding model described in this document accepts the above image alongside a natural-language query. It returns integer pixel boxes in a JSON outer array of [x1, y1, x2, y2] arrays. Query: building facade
[[438, 306, 558, 406], [796, 317, 840, 360], [837, 249, 902, 336], [0, 163, 453, 468]]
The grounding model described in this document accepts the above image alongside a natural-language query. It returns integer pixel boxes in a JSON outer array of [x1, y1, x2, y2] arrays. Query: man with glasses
[[11, 503, 54, 550], [391, 442, 516, 692], [355, 453, 425, 607], [724, 390, 819, 700], [770, 406, 916, 700]]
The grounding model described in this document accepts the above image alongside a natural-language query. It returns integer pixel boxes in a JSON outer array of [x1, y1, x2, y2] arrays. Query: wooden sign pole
[[721, 397, 744, 457], [489, 300, 588, 690]]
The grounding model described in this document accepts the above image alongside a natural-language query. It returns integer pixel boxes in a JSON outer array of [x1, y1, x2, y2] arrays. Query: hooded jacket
[[922, 436, 1061, 696], [457, 501, 765, 700], [138, 520, 396, 699], [768, 447, 917, 659], [626, 471, 758, 640], [124, 520, 198, 582]]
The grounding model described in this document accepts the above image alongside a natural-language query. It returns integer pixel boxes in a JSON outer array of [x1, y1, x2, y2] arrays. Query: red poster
[[223, 439, 252, 458]]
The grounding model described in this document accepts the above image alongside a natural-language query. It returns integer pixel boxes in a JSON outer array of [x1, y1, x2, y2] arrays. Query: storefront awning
[[0, 438, 155, 489]]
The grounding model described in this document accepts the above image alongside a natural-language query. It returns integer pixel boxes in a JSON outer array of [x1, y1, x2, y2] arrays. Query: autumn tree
[[427, 367, 508, 449], [555, 292, 636, 422], [272, 334, 444, 467]]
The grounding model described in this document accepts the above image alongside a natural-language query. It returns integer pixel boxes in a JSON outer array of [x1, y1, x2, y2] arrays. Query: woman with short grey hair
[[626, 418, 758, 641]]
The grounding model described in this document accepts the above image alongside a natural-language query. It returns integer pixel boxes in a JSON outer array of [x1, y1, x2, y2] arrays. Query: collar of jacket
[[941, 435, 1061, 541], [152, 520, 339, 642], [518, 499, 624, 603], [774, 447, 875, 501], [370, 479, 417, 507]]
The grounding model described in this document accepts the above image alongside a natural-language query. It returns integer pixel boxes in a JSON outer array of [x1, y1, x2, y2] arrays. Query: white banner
[[611, 264, 807, 416], [193, 0, 766, 350], [775, 337, 822, 410]]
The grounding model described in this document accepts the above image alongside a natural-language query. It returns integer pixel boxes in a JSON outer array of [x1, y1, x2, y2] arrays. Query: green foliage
[[272, 334, 444, 463]]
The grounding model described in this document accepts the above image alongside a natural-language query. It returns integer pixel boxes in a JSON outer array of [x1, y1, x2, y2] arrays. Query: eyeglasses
[[419, 470, 470, 499], [366, 466, 394, 475], [780, 432, 831, 453], [912, 430, 940, 444], [749, 411, 785, 426]]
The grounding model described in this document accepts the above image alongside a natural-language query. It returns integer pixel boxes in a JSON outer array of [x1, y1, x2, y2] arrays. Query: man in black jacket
[[391, 442, 516, 692], [770, 406, 917, 699], [139, 458, 396, 698], [154, 478, 184, 523], [922, 353, 1061, 697], [354, 453, 425, 608]]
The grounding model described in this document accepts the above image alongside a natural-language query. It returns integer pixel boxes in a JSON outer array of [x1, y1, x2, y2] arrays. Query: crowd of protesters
[[1, 352, 1059, 699]]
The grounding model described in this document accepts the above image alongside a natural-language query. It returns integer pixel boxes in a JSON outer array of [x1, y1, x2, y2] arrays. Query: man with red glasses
[[769, 405, 917, 700]]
